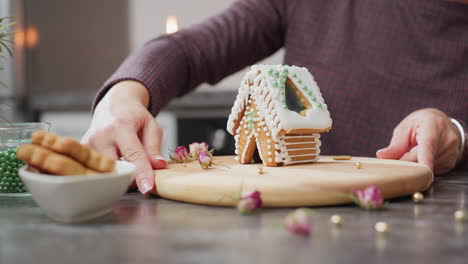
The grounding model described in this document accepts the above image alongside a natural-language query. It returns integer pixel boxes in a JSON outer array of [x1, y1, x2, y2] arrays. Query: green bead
[[298, 80, 302, 84], [282, 72, 288, 78], [15, 177, 20, 182], [282, 105, 288, 109], [247, 123, 253, 130], [283, 68, 288, 73], [292, 73, 297, 78], [311, 96, 317, 101], [281, 98, 286, 103], [272, 81, 278, 87], [281, 77, 286, 83], [302, 85, 307, 90], [274, 71, 280, 77], [307, 91, 313, 96], [317, 103, 322, 108], [268, 69, 273, 75], [11, 182, 17, 187], [4, 172, 10, 177], [280, 84, 285, 89]]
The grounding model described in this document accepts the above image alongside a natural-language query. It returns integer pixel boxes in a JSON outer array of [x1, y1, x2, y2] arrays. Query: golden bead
[[332, 155, 352, 160], [330, 215, 342, 226], [355, 162, 362, 169], [454, 210, 467, 222], [375, 221, 390, 234], [412, 192, 424, 203], [257, 167, 264, 175]]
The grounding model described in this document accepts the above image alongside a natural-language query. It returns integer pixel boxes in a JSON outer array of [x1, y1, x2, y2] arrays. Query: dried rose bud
[[171, 146, 189, 163], [353, 184, 384, 210], [237, 190, 262, 214], [198, 152, 213, 169], [189, 142, 210, 157], [284, 208, 312, 235]]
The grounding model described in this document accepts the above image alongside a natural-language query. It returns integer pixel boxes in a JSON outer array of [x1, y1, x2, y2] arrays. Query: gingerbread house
[[227, 65, 332, 166]]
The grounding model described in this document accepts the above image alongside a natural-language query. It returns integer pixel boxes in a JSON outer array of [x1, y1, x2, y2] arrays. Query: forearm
[[93, 0, 287, 116], [93, 37, 188, 116], [96, 81, 150, 111]]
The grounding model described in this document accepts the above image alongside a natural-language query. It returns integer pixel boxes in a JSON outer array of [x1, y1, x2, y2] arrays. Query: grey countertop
[[1, 165, 467, 264]]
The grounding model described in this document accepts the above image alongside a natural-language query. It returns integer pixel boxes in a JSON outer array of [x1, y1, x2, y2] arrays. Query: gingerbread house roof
[[227, 65, 332, 137]]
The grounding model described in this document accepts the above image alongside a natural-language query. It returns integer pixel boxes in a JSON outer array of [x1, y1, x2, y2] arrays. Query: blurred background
[[0, 0, 282, 157]]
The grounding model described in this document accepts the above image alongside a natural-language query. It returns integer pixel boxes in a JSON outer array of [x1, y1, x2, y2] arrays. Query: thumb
[[377, 123, 413, 159], [142, 118, 167, 169]]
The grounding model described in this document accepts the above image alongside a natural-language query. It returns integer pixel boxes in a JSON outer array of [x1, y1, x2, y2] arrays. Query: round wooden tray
[[154, 156, 433, 207]]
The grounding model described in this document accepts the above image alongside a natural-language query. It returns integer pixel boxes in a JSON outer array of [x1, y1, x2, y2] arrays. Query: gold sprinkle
[[454, 210, 467, 222], [332, 155, 352, 160], [412, 192, 424, 203], [355, 162, 362, 169], [257, 167, 264, 175], [182, 163, 187, 167], [330, 215, 342, 226], [375, 222, 390, 234]]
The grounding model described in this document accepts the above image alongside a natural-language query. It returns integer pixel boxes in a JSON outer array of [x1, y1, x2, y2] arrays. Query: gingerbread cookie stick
[[17, 144, 97, 175], [32, 131, 115, 173]]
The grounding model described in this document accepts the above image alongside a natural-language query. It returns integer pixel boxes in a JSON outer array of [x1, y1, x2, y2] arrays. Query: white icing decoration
[[226, 65, 332, 165]]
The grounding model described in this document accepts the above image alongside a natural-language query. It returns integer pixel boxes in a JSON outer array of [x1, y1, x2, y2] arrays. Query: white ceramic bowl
[[19, 161, 135, 223]]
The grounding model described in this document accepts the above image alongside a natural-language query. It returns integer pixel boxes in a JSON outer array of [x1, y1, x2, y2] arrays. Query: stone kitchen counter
[[1, 164, 467, 264]]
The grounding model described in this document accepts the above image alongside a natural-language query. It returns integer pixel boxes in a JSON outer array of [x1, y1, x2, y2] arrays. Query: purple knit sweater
[[95, 0, 468, 158]]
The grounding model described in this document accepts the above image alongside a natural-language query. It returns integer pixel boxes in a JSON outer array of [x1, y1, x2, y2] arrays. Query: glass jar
[[0, 122, 50, 196]]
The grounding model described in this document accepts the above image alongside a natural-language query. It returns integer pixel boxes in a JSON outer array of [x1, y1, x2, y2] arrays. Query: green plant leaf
[[0, 22, 15, 30], [0, 80, 8, 88], [0, 41, 12, 57]]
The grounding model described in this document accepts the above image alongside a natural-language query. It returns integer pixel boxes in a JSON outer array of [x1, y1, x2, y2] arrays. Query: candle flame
[[166, 15, 178, 34], [26, 26, 39, 48], [14, 26, 39, 49]]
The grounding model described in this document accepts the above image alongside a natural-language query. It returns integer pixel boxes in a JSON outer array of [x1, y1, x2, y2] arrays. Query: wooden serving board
[[153, 156, 433, 207]]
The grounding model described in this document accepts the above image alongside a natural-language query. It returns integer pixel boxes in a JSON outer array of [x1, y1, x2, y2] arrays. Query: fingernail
[[139, 179, 153, 195], [377, 148, 386, 154], [154, 155, 167, 162]]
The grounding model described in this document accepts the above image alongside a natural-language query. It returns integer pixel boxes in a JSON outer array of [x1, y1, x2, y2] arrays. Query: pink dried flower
[[171, 146, 189, 163], [189, 142, 210, 158], [284, 208, 312, 235], [237, 190, 262, 214], [353, 184, 384, 210], [198, 152, 213, 169]]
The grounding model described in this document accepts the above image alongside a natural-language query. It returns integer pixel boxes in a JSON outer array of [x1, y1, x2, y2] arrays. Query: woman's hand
[[376, 108, 462, 174], [82, 81, 167, 194]]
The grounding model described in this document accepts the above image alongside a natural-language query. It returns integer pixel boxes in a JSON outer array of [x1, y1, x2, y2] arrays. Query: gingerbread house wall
[[234, 98, 279, 167]]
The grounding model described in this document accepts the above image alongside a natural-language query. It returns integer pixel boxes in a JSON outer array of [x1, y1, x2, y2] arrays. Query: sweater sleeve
[[93, 0, 288, 116]]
